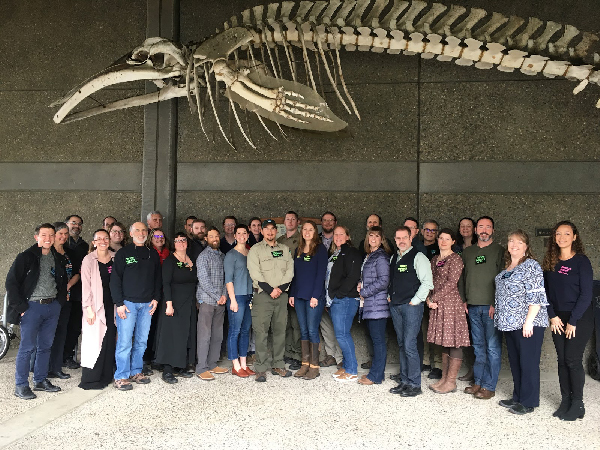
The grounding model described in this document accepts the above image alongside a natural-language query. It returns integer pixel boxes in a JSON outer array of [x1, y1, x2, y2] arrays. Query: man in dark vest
[[387, 226, 433, 397]]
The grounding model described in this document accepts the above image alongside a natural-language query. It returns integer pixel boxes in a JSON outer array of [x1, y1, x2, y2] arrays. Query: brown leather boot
[[429, 352, 449, 391], [433, 357, 462, 394], [294, 340, 310, 378], [303, 342, 320, 380]]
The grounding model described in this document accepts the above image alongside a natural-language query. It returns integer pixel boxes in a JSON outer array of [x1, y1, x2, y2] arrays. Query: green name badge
[[272, 250, 284, 258], [398, 265, 408, 273], [331, 256, 338, 262], [125, 256, 138, 265], [303, 255, 311, 262], [475, 255, 486, 265]]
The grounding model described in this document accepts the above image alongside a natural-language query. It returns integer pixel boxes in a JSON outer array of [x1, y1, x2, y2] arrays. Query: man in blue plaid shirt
[[195, 227, 228, 380]]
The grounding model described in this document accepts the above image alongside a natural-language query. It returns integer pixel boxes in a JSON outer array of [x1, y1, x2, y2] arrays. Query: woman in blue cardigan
[[358, 226, 392, 385], [289, 220, 328, 380]]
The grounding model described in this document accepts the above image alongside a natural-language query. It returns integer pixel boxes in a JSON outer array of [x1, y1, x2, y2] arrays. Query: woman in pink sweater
[[79, 229, 117, 390]]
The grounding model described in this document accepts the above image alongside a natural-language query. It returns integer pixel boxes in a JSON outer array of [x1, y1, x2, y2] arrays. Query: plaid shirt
[[196, 247, 226, 305]]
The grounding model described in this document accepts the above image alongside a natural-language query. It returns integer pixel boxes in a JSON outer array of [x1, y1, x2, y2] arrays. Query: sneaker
[[255, 372, 267, 382], [129, 373, 151, 384], [114, 379, 133, 391], [335, 372, 358, 383], [332, 368, 346, 379], [271, 367, 292, 377]]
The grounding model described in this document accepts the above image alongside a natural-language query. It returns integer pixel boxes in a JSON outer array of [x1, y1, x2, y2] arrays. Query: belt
[[32, 298, 55, 304]]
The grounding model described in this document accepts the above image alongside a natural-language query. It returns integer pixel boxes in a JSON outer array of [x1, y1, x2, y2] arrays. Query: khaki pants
[[320, 308, 342, 362], [251, 291, 288, 372]]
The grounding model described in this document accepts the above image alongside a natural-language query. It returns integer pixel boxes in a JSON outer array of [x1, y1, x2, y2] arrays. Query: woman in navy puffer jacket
[[358, 226, 392, 385]]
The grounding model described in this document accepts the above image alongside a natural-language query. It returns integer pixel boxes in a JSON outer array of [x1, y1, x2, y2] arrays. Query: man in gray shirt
[[6, 223, 67, 400], [196, 227, 228, 380]]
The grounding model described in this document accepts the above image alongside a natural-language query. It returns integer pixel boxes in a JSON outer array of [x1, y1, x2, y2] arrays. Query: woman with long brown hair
[[289, 220, 328, 380], [543, 221, 593, 421], [146, 228, 170, 265], [107, 222, 128, 252], [494, 230, 548, 415]]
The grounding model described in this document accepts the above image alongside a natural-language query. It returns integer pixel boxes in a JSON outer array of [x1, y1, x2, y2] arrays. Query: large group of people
[[4, 210, 595, 422]]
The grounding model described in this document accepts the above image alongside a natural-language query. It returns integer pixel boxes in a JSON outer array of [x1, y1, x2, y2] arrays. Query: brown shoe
[[210, 366, 228, 374], [271, 367, 292, 377], [129, 373, 150, 384], [114, 379, 133, 391], [474, 388, 495, 399], [430, 353, 449, 391], [458, 366, 474, 382], [197, 371, 215, 381], [358, 377, 374, 385], [464, 384, 481, 395], [320, 355, 337, 367], [332, 368, 346, 378]]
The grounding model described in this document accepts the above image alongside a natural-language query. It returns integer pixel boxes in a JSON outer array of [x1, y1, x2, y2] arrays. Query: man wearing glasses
[[110, 222, 162, 390], [220, 216, 237, 254], [421, 220, 440, 260], [62, 214, 87, 369]]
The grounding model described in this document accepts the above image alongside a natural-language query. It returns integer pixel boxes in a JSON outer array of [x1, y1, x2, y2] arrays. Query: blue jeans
[[294, 297, 325, 343], [390, 302, 424, 387], [227, 294, 252, 360], [114, 300, 153, 380], [16, 300, 61, 386], [468, 305, 502, 391], [330, 297, 359, 375], [366, 318, 387, 383]]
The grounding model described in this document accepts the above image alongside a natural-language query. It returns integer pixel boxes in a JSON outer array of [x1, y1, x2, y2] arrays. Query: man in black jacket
[[6, 223, 68, 400], [110, 222, 162, 390]]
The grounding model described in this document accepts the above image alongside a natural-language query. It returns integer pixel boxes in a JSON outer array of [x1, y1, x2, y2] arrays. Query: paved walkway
[[1, 347, 599, 449]]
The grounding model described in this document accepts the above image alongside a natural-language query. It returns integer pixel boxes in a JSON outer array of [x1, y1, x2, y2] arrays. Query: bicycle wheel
[[0, 325, 9, 360]]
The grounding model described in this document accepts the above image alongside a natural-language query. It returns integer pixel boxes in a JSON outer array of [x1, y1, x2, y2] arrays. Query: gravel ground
[[1, 348, 599, 450]]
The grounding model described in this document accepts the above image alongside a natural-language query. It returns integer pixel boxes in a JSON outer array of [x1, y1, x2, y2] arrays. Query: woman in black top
[[543, 221, 593, 421], [154, 232, 198, 383]]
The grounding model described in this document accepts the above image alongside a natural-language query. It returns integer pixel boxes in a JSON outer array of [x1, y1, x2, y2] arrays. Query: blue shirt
[[494, 259, 549, 331], [290, 244, 328, 300], [224, 249, 252, 296]]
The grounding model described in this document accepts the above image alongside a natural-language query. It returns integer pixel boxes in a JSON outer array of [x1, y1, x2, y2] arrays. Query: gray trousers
[[196, 302, 225, 374], [320, 308, 342, 362]]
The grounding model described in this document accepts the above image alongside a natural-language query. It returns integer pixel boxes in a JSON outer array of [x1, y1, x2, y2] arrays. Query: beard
[[208, 240, 220, 250], [478, 232, 492, 242], [322, 225, 334, 234], [194, 232, 205, 241]]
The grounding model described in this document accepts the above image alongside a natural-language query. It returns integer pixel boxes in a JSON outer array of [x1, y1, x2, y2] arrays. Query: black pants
[[49, 301, 71, 372], [63, 300, 82, 360], [505, 327, 544, 408], [552, 306, 594, 402]]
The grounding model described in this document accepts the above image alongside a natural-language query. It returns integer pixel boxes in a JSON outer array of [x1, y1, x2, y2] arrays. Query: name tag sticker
[[398, 265, 408, 273], [125, 257, 138, 265], [303, 255, 311, 262], [501, 271, 513, 279], [271, 250, 283, 258], [475, 255, 486, 265], [558, 266, 571, 275], [436, 260, 445, 267], [331, 256, 338, 262]]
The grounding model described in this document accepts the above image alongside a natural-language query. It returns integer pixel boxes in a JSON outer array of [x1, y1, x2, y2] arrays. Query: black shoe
[[63, 357, 80, 370], [151, 362, 163, 371], [553, 397, 571, 418], [14, 385, 37, 400], [400, 386, 422, 397], [499, 398, 518, 409], [33, 379, 61, 392], [360, 360, 372, 370], [427, 368, 442, 380], [510, 403, 534, 415], [174, 369, 194, 378], [48, 370, 71, 380], [389, 382, 407, 394], [288, 359, 302, 370], [162, 372, 178, 384], [389, 373, 401, 382], [283, 356, 294, 364], [142, 365, 154, 377], [255, 372, 267, 382], [560, 401, 585, 421], [421, 364, 431, 372]]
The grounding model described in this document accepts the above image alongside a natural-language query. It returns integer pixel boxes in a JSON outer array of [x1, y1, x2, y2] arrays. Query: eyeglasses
[[94, 237, 110, 242], [322, 218, 335, 222], [68, 221, 82, 226], [153, 234, 165, 239], [424, 228, 438, 233], [110, 230, 124, 234], [174, 238, 187, 244]]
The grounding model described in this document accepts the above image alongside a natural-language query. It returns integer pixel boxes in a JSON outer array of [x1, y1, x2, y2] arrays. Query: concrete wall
[[1, 0, 598, 368]]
